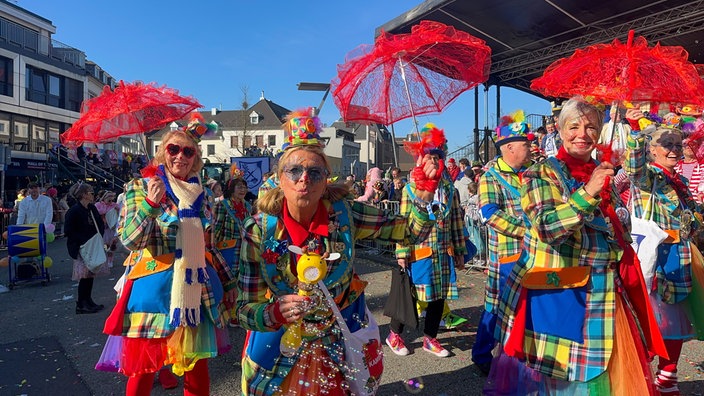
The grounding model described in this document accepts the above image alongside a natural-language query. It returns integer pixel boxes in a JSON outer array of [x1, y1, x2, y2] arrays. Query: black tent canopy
[[377, 0, 704, 160], [377, 0, 704, 97]]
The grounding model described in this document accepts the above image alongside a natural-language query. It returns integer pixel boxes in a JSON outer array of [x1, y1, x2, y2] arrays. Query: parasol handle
[[397, 56, 420, 139], [626, 30, 635, 99]]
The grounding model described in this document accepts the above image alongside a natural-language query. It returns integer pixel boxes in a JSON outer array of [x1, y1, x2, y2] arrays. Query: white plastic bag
[[319, 282, 383, 396]]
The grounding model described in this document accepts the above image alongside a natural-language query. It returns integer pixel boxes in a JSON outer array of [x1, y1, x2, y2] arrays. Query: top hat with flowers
[[495, 110, 535, 148], [283, 107, 325, 148], [183, 112, 218, 142]]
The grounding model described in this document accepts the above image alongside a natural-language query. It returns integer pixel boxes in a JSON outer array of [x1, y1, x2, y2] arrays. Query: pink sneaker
[[385, 331, 409, 356], [423, 336, 449, 357]]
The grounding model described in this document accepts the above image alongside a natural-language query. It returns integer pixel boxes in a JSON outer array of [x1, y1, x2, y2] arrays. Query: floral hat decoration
[[230, 163, 245, 180], [494, 110, 535, 148], [283, 107, 325, 148], [184, 112, 218, 142]]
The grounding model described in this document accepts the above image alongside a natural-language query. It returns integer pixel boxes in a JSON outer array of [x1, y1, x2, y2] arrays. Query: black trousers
[[390, 298, 444, 339]]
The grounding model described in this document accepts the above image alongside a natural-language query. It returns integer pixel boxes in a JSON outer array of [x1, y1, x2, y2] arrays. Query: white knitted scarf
[[164, 169, 207, 327]]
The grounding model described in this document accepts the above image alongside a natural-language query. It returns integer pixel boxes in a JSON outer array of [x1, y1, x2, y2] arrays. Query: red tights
[[658, 339, 684, 373], [126, 359, 209, 396]]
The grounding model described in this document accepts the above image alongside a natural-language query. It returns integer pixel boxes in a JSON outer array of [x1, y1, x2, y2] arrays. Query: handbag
[[629, 182, 668, 290], [80, 210, 107, 272], [319, 281, 383, 396], [383, 266, 418, 329]]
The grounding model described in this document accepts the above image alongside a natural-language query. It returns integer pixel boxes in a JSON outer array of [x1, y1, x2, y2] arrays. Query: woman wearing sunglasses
[[104, 113, 236, 396], [624, 109, 704, 395], [237, 108, 442, 396]]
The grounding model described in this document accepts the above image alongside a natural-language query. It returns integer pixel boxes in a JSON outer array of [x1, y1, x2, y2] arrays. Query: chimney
[[260, 90, 265, 100], [211, 107, 218, 116]]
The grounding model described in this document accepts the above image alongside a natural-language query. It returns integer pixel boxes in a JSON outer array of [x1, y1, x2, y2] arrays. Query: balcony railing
[[0, 17, 85, 69]]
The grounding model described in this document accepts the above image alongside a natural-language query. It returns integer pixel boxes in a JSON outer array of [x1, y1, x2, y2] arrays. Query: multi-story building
[[0, 0, 123, 202]]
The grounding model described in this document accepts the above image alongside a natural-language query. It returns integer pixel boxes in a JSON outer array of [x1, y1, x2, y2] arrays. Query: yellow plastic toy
[[280, 245, 340, 356]]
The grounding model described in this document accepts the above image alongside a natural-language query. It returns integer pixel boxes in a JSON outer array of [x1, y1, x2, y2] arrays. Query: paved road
[[1, 240, 703, 395]]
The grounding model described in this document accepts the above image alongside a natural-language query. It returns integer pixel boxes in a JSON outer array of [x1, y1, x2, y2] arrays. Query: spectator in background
[[446, 158, 460, 181], [57, 192, 71, 237], [16, 182, 53, 229], [471, 160, 484, 183], [541, 119, 562, 157], [371, 180, 388, 204], [458, 158, 471, 178], [64, 182, 105, 314], [44, 185, 61, 229], [675, 137, 704, 203], [388, 178, 405, 201], [95, 191, 119, 268], [454, 160, 473, 207]]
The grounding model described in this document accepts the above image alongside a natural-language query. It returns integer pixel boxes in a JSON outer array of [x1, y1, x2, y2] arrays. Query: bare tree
[[230, 85, 250, 155]]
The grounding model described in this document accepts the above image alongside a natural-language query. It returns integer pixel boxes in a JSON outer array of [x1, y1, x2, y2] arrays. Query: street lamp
[[297, 82, 331, 116]]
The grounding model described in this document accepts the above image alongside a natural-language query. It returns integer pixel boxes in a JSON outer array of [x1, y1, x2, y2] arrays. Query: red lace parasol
[[531, 30, 704, 105], [332, 20, 491, 126], [61, 81, 202, 147]]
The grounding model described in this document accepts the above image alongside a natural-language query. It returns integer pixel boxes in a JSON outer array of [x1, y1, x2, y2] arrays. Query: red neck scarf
[[230, 198, 246, 220], [281, 199, 329, 249]]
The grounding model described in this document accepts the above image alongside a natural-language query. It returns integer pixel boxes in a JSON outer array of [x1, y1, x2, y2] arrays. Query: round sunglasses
[[283, 165, 329, 184], [166, 143, 197, 159]]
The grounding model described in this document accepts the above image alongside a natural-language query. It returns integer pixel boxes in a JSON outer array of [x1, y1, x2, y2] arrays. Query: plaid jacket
[[211, 199, 252, 276], [625, 134, 695, 303], [497, 158, 627, 382], [118, 177, 235, 338], [238, 197, 435, 395], [395, 179, 466, 301], [478, 158, 529, 313]]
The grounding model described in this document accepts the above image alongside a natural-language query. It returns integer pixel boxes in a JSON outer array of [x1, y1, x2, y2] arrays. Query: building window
[[243, 135, 252, 147], [268, 135, 276, 147], [31, 124, 46, 153], [25, 65, 83, 111], [207, 144, 215, 155], [14, 121, 28, 138], [255, 135, 263, 147], [249, 111, 259, 124], [0, 55, 13, 97], [26, 66, 61, 107], [0, 114, 9, 145], [66, 78, 83, 112], [230, 135, 238, 148]]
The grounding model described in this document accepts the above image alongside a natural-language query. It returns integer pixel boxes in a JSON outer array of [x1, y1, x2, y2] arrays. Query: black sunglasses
[[283, 165, 329, 184], [166, 143, 196, 159]]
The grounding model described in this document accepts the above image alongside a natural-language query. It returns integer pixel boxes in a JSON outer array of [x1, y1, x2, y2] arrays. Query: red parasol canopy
[[61, 81, 202, 147], [531, 30, 704, 105], [331, 20, 491, 126]]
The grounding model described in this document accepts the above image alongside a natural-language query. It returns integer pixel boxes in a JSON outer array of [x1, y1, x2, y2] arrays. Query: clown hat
[[283, 107, 325, 148], [495, 110, 535, 148], [403, 123, 447, 160], [230, 163, 244, 180], [184, 112, 218, 142]]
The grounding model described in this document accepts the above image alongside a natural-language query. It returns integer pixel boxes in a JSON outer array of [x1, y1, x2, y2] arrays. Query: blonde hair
[[153, 130, 204, 175], [256, 145, 350, 215]]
